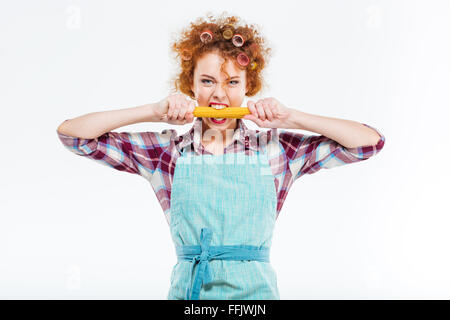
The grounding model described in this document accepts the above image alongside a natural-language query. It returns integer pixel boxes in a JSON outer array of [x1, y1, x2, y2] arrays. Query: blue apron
[[167, 145, 279, 300]]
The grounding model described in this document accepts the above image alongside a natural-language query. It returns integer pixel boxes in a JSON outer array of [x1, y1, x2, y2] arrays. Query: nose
[[212, 81, 228, 101]]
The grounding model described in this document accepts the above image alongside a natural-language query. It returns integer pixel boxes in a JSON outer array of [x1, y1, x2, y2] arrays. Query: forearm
[[288, 108, 381, 148], [57, 102, 161, 139]]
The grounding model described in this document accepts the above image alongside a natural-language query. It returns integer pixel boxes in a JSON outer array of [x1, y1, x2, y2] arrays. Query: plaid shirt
[[57, 117, 385, 224]]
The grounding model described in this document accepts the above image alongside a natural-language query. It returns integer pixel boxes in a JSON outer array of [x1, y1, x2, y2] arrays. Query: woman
[[57, 13, 385, 300]]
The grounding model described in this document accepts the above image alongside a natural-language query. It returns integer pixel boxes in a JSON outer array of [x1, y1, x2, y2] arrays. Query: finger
[[255, 101, 266, 121], [243, 114, 256, 122], [183, 102, 192, 122], [188, 101, 196, 121], [244, 113, 257, 120], [178, 98, 186, 120], [263, 101, 274, 121], [189, 100, 196, 115], [247, 100, 257, 117], [244, 114, 262, 126], [172, 100, 181, 120], [167, 99, 175, 119], [187, 97, 195, 112], [178, 99, 188, 120]]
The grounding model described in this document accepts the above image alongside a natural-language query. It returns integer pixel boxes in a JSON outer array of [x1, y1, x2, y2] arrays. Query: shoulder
[[257, 128, 307, 147]]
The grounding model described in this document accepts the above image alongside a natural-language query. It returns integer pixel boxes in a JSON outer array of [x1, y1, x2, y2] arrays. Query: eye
[[201, 79, 239, 85]]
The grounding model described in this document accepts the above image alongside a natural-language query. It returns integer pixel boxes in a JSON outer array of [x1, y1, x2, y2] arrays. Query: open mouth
[[208, 102, 229, 122]]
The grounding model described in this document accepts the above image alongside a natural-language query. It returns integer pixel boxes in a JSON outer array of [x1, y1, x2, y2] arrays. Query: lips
[[209, 102, 229, 107], [210, 117, 226, 123]]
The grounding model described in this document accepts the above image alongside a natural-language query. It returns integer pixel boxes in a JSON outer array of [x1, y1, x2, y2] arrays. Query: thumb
[[243, 114, 261, 126]]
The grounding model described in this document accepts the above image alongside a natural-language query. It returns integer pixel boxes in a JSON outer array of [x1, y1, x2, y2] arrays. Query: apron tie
[[186, 228, 213, 300], [176, 227, 271, 300]]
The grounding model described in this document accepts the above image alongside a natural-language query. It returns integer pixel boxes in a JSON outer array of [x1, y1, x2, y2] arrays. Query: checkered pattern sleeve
[[279, 123, 385, 181], [56, 124, 177, 180]]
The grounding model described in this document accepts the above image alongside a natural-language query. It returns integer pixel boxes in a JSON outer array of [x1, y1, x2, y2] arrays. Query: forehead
[[195, 52, 245, 79]]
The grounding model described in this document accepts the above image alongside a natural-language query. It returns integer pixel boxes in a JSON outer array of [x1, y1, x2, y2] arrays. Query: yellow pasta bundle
[[193, 107, 251, 119]]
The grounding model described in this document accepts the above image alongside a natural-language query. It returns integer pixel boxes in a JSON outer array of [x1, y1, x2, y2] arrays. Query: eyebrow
[[200, 74, 240, 80]]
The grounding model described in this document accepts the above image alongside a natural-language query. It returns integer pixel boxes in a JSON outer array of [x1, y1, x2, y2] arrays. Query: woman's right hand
[[155, 93, 197, 125]]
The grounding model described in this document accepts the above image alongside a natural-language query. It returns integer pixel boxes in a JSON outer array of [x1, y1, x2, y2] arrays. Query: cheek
[[196, 89, 210, 98]]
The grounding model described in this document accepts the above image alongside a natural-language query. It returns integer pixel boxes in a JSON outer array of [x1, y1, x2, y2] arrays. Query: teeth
[[213, 118, 224, 121], [209, 104, 227, 109]]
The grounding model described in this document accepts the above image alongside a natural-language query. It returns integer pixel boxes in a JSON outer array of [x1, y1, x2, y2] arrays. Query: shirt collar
[[176, 117, 259, 154]]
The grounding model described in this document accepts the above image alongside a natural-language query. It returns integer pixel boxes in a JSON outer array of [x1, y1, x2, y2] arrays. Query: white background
[[1, 0, 449, 299]]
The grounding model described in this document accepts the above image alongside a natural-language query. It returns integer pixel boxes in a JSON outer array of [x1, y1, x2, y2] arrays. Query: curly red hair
[[168, 12, 273, 98]]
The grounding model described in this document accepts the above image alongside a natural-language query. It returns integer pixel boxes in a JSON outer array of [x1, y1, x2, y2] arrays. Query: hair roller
[[232, 34, 245, 47], [236, 52, 249, 67], [200, 29, 214, 44]]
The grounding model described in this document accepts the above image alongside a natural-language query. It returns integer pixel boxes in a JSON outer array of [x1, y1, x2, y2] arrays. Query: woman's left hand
[[243, 97, 293, 129]]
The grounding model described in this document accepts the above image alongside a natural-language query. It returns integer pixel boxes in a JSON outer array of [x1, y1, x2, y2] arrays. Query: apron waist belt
[[175, 227, 270, 300]]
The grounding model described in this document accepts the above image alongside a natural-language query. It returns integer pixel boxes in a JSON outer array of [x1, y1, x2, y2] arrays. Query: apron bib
[[167, 146, 279, 300]]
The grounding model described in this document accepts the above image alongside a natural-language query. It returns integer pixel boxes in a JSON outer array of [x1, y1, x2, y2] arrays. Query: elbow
[[57, 119, 70, 135], [369, 131, 382, 146]]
